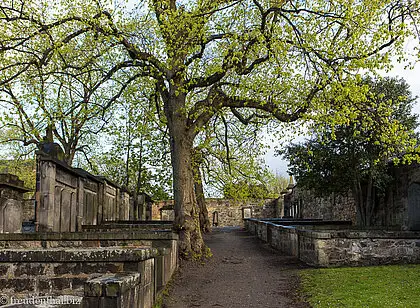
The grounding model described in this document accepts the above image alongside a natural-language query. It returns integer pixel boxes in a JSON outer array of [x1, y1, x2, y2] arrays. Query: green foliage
[[300, 265, 420, 308], [0, 156, 36, 197], [87, 82, 173, 200], [223, 170, 288, 200], [281, 77, 419, 196], [280, 76, 419, 225]]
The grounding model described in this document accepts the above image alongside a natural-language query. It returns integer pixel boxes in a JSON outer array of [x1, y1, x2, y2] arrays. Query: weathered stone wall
[[154, 198, 279, 226], [0, 227, 178, 308], [385, 163, 420, 230], [285, 187, 357, 223], [0, 247, 158, 308], [245, 218, 420, 267], [298, 231, 420, 267], [286, 163, 420, 230]]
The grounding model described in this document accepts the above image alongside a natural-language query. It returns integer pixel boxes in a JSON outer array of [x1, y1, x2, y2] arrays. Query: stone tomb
[[245, 218, 420, 267], [0, 173, 30, 233], [36, 155, 130, 232]]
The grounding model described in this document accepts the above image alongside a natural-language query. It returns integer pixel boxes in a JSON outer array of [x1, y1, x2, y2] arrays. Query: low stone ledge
[[100, 220, 173, 225], [331, 230, 420, 239], [0, 231, 178, 241], [271, 224, 298, 233], [264, 219, 352, 226], [82, 224, 172, 231], [296, 229, 332, 239], [0, 247, 159, 263], [246, 218, 420, 267]]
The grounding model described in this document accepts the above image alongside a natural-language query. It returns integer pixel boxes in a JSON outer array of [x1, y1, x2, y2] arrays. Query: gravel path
[[163, 227, 311, 308]]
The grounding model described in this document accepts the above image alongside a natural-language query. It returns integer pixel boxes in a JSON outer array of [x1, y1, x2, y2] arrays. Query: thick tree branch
[[188, 83, 322, 139]]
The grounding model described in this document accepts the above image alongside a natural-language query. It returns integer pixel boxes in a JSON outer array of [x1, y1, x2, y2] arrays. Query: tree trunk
[[134, 136, 144, 220], [165, 94, 206, 259], [352, 172, 377, 228], [352, 178, 366, 227], [192, 159, 211, 233], [365, 172, 374, 227]]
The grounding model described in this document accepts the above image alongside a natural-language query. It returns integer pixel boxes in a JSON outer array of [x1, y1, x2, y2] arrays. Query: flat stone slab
[[0, 247, 159, 262], [0, 231, 178, 241]]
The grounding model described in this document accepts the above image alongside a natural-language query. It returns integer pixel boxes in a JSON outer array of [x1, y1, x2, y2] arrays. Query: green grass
[[300, 265, 420, 308]]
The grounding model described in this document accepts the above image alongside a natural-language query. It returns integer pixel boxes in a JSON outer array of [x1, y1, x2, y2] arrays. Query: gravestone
[[0, 173, 31, 233]]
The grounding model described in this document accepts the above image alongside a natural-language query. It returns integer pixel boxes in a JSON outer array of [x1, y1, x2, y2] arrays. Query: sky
[[264, 52, 420, 177]]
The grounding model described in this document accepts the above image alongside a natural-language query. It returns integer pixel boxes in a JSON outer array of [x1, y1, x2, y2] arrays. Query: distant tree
[[280, 77, 419, 226], [89, 83, 173, 205], [0, 143, 36, 197], [193, 110, 273, 231], [223, 169, 288, 200], [0, 62, 123, 165]]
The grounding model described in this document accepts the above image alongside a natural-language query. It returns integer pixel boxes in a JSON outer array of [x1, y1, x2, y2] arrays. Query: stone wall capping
[[297, 229, 332, 239], [330, 230, 420, 239], [0, 231, 179, 241], [0, 247, 159, 263]]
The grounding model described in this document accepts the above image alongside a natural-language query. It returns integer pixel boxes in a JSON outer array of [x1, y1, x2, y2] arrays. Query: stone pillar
[[97, 182, 104, 224], [119, 190, 130, 220], [138, 194, 146, 220], [0, 173, 30, 233], [37, 160, 57, 231], [77, 178, 85, 231], [275, 197, 284, 218], [115, 187, 120, 221]]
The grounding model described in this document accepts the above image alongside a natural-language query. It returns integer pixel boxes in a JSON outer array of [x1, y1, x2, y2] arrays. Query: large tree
[[281, 77, 419, 226], [1, 0, 419, 257]]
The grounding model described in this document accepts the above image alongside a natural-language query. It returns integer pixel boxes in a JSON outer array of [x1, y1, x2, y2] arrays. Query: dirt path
[[163, 227, 310, 308]]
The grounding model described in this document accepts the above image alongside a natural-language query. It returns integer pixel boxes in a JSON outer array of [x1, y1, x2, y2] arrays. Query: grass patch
[[300, 264, 420, 307]]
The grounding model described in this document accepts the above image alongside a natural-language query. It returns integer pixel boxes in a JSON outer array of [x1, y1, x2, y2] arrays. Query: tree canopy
[[281, 76, 419, 226]]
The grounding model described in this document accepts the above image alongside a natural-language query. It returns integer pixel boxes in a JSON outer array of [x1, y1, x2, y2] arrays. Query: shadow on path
[[163, 227, 310, 308]]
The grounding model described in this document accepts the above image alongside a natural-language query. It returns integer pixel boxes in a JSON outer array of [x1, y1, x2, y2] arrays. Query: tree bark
[[192, 158, 211, 233], [165, 93, 206, 258], [365, 172, 374, 227], [352, 171, 377, 228], [133, 136, 144, 220], [352, 178, 365, 227]]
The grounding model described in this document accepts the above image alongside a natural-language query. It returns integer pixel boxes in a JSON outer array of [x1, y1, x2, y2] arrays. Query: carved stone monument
[[0, 173, 30, 233]]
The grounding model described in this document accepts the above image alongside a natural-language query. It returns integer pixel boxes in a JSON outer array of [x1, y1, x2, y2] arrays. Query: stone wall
[[285, 163, 420, 231], [284, 187, 357, 224], [154, 198, 279, 227], [0, 226, 178, 308], [386, 163, 420, 230], [245, 218, 420, 267]]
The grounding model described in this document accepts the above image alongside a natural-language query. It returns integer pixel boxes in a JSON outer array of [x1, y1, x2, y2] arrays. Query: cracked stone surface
[[163, 227, 310, 308]]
